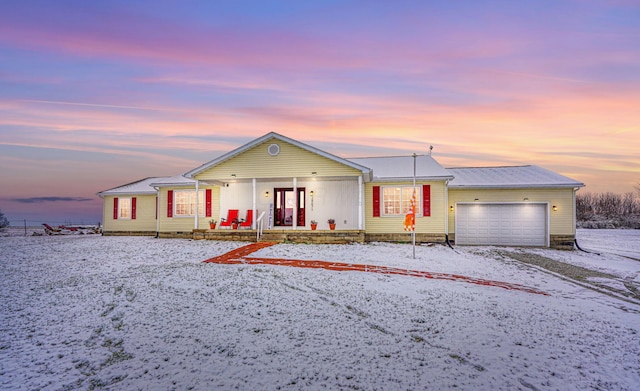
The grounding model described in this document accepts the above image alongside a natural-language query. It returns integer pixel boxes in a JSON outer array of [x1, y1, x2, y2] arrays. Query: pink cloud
[[0, 13, 353, 71]]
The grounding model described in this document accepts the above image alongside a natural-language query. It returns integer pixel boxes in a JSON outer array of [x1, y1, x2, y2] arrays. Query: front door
[[274, 188, 305, 227]]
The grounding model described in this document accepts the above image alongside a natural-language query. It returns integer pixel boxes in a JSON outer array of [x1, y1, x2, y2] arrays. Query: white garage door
[[456, 203, 547, 246]]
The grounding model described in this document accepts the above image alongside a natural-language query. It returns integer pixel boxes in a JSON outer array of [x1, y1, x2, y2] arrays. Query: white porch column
[[154, 187, 160, 237], [252, 178, 257, 230], [194, 180, 200, 229], [358, 176, 364, 230], [292, 177, 297, 229]]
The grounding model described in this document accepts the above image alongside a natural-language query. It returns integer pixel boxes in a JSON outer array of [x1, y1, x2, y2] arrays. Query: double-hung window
[[174, 190, 205, 217], [382, 186, 420, 216], [118, 197, 132, 219]]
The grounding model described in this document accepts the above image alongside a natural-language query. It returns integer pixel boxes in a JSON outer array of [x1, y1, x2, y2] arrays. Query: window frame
[[381, 186, 421, 216], [118, 197, 132, 220], [173, 190, 205, 217]]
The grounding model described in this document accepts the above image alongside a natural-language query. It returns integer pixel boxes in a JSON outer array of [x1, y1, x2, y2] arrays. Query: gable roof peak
[[184, 132, 371, 178]]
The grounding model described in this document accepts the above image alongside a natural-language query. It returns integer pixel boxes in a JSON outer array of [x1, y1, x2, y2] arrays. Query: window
[[174, 190, 205, 217], [382, 186, 420, 216], [119, 198, 132, 219]]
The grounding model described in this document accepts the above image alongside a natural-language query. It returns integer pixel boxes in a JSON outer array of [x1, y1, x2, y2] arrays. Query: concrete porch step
[[258, 229, 365, 244]]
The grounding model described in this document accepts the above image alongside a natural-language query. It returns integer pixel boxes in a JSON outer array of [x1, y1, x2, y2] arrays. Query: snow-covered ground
[[1, 229, 639, 390], [577, 229, 640, 260]]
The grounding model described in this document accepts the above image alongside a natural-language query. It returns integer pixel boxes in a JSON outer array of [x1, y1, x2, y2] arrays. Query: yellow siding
[[364, 181, 447, 234], [157, 186, 220, 232], [102, 195, 157, 232], [448, 188, 576, 235], [194, 137, 362, 180]]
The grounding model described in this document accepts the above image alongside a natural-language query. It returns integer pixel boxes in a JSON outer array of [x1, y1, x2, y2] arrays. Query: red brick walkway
[[204, 242, 548, 295]]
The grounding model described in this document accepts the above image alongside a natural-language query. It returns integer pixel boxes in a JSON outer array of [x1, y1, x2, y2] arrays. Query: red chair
[[220, 209, 239, 229], [239, 210, 254, 229]]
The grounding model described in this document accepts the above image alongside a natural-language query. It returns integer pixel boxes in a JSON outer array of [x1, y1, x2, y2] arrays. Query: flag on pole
[[403, 187, 416, 231]]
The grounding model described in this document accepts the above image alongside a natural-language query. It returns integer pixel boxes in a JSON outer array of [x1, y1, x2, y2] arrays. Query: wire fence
[[7, 218, 102, 227], [8, 219, 102, 228], [2, 219, 102, 237]]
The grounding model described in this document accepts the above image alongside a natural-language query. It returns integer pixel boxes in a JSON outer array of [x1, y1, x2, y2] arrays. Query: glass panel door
[[274, 187, 305, 227]]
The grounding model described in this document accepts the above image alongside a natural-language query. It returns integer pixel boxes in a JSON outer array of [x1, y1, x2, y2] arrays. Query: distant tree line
[[576, 192, 640, 229]]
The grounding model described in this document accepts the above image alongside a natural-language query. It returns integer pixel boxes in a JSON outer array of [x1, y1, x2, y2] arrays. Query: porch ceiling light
[[231, 174, 236, 177], [312, 171, 317, 175]]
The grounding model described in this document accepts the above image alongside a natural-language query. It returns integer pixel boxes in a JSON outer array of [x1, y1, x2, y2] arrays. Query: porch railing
[[256, 211, 266, 241]]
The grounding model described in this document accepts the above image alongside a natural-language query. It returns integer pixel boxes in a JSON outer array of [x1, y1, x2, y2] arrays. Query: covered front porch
[[200, 175, 365, 232], [185, 132, 373, 233]]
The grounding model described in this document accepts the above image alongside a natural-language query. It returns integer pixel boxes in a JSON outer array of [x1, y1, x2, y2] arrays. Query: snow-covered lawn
[[1, 229, 639, 390]]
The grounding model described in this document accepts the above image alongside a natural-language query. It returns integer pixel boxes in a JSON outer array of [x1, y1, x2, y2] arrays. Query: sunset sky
[[1, 0, 639, 225]]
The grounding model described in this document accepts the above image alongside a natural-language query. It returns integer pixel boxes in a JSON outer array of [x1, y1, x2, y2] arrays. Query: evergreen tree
[[0, 209, 9, 229]]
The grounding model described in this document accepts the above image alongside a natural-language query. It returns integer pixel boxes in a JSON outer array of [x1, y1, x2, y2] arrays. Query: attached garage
[[455, 203, 548, 246]]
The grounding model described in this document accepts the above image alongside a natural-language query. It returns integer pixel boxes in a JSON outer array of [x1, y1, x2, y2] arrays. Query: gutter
[[371, 175, 455, 183], [448, 184, 584, 189]]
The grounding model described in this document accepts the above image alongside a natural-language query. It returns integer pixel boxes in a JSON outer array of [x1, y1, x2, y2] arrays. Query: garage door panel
[[456, 203, 547, 246]]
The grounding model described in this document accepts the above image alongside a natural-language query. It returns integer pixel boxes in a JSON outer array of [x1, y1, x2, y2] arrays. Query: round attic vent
[[267, 143, 280, 156]]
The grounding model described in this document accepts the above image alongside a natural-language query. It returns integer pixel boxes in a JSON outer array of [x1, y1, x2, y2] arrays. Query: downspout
[[574, 238, 598, 254], [444, 179, 455, 250], [573, 187, 578, 238], [571, 187, 596, 253]]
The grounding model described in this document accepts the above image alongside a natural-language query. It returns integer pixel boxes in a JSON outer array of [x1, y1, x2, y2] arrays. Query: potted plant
[[327, 218, 336, 230], [231, 218, 240, 230], [310, 220, 318, 230], [209, 219, 217, 229]]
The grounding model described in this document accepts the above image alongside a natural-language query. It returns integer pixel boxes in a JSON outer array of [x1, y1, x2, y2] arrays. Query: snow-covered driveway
[[1, 230, 639, 390]]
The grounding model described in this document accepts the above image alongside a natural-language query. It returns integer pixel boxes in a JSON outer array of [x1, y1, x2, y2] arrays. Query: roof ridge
[[447, 165, 532, 170], [349, 154, 432, 160]]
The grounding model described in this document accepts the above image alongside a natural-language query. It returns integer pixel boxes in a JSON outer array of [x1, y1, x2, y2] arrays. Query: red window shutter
[[113, 197, 119, 220], [167, 190, 173, 218], [372, 186, 380, 217], [205, 189, 212, 217], [422, 185, 431, 216], [131, 197, 137, 219]]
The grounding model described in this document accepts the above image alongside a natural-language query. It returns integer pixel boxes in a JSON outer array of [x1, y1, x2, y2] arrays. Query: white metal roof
[[149, 174, 197, 187], [97, 177, 167, 197], [447, 165, 584, 188], [97, 174, 200, 197], [349, 155, 453, 182]]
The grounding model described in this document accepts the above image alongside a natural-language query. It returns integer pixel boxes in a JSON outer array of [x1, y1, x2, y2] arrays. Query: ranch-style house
[[98, 132, 584, 248]]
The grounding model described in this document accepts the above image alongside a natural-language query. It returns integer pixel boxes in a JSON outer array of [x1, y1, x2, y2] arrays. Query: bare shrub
[[576, 192, 640, 229]]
